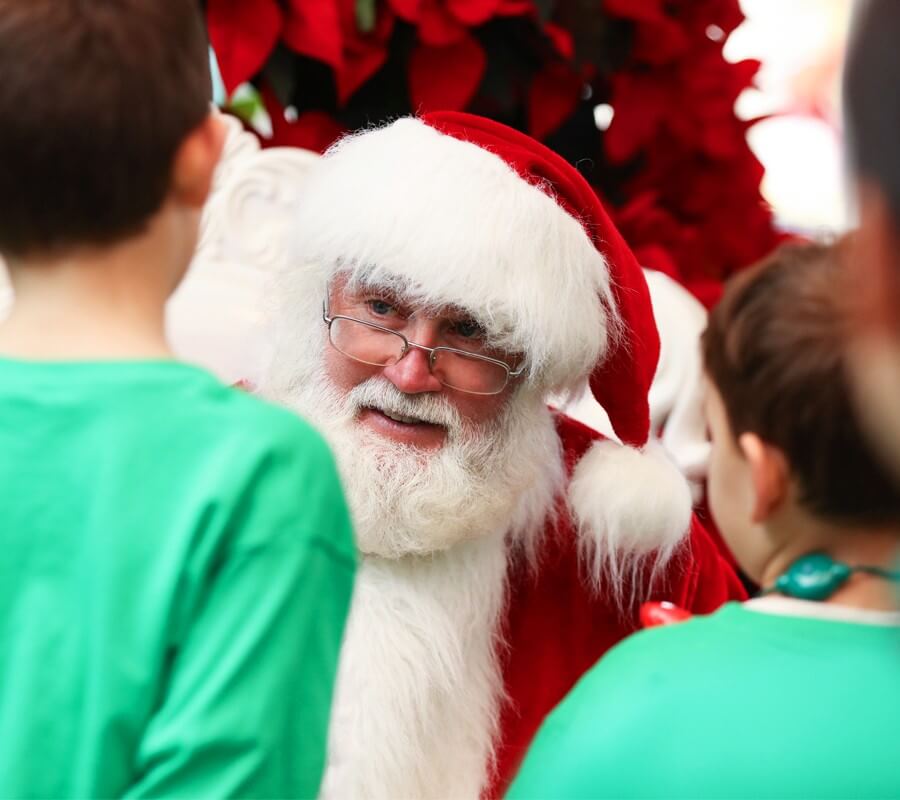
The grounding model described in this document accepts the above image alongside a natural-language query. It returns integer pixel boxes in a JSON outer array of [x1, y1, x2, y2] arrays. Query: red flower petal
[[633, 18, 689, 64], [603, 0, 666, 23], [336, 45, 389, 104], [605, 72, 671, 163], [527, 62, 582, 140], [408, 34, 487, 112], [334, 1, 394, 105], [387, 0, 421, 22], [447, 0, 504, 26], [544, 22, 574, 61], [282, 0, 343, 71], [262, 88, 346, 151], [497, 0, 534, 14], [206, 0, 284, 94], [418, 0, 469, 45]]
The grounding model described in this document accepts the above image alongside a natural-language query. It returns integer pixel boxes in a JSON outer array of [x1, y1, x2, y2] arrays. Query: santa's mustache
[[346, 378, 465, 432]]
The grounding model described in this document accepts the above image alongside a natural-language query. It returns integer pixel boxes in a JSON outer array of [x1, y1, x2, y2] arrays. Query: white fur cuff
[[569, 438, 693, 567]]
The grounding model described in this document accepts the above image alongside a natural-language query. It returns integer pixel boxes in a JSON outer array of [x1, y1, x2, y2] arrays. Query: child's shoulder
[[588, 603, 755, 683], [157, 366, 332, 467]]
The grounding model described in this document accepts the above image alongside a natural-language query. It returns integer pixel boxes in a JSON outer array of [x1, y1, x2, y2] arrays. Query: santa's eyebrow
[[337, 271, 503, 336]]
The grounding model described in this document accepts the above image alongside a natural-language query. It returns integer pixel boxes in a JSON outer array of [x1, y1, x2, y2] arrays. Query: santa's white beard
[[321, 534, 510, 800], [262, 339, 565, 798], [270, 343, 563, 560]]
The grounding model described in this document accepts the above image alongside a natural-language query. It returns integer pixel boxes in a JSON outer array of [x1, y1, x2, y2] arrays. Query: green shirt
[[508, 602, 900, 800], [0, 359, 356, 798]]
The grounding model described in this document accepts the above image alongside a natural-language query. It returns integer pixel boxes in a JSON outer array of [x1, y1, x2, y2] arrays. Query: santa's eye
[[366, 299, 395, 317], [452, 319, 484, 340]]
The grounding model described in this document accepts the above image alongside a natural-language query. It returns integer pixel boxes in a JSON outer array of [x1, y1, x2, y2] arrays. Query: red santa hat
[[423, 111, 658, 450], [291, 111, 693, 561]]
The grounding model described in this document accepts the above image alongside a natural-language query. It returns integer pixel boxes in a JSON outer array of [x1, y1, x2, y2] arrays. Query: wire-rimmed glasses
[[323, 301, 524, 396]]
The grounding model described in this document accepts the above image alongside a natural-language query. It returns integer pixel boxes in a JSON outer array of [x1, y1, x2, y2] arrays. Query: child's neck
[[0, 213, 191, 361], [760, 514, 900, 612]]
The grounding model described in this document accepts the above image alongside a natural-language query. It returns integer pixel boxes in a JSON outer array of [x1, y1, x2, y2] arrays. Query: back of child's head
[[0, 0, 211, 260], [702, 240, 900, 526]]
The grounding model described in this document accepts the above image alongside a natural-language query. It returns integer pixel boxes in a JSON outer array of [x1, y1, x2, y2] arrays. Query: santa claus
[[258, 112, 745, 799]]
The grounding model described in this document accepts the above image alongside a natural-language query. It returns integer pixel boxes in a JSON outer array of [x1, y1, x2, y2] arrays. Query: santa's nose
[[382, 344, 443, 394]]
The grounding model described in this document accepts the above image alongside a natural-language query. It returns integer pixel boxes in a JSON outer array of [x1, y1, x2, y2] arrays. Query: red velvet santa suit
[[491, 412, 745, 797]]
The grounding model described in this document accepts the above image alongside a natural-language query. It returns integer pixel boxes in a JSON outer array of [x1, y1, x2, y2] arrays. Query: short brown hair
[[702, 240, 900, 524], [0, 0, 211, 258]]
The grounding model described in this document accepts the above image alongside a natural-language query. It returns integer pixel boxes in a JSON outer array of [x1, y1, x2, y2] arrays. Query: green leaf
[[356, 0, 376, 33], [225, 84, 265, 125]]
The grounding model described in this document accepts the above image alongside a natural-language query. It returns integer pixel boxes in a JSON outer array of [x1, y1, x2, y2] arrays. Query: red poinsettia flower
[[606, 41, 759, 163], [207, 0, 284, 94], [601, 0, 667, 23], [281, 0, 343, 69], [675, 0, 745, 39], [409, 34, 487, 111], [262, 86, 346, 152], [603, 0, 689, 65], [604, 69, 674, 163], [334, 1, 395, 104], [388, 0, 521, 45], [527, 61, 585, 140], [278, 0, 396, 106]]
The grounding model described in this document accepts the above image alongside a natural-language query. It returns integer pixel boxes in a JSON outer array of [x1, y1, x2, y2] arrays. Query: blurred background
[[204, 0, 853, 304], [729, 0, 850, 236], [0, 0, 857, 336]]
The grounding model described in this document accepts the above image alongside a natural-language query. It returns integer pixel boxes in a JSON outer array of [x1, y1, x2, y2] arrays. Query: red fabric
[[421, 112, 660, 451], [486, 413, 746, 797]]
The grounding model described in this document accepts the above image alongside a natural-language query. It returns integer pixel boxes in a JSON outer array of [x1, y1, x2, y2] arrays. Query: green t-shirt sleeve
[[125, 425, 356, 800]]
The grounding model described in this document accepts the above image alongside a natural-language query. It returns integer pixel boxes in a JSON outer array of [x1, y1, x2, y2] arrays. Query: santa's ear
[[738, 432, 789, 523]]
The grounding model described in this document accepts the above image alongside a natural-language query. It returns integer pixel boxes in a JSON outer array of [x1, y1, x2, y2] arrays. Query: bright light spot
[[594, 103, 614, 131], [284, 105, 299, 123], [706, 24, 725, 41], [748, 114, 849, 232]]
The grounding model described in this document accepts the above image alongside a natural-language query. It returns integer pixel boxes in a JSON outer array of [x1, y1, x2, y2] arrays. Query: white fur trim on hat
[[290, 117, 618, 393], [569, 438, 693, 600]]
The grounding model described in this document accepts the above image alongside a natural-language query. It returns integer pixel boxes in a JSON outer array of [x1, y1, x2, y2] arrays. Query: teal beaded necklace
[[766, 552, 900, 601]]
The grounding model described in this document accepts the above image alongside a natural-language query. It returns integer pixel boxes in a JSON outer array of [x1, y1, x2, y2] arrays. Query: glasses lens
[[330, 317, 405, 367], [432, 349, 509, 395]]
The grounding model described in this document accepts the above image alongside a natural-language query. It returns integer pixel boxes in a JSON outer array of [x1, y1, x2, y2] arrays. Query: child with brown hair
[[508, 240, 900, 799], [0, 1, 355, 796]]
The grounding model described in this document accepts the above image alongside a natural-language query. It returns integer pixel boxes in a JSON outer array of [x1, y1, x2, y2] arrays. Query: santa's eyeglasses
[[323, 301, 525, 396]]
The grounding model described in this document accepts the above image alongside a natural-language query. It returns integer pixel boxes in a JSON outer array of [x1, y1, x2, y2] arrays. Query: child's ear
[[738, 432, 789, 524], [170, 111, 227, 209]]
